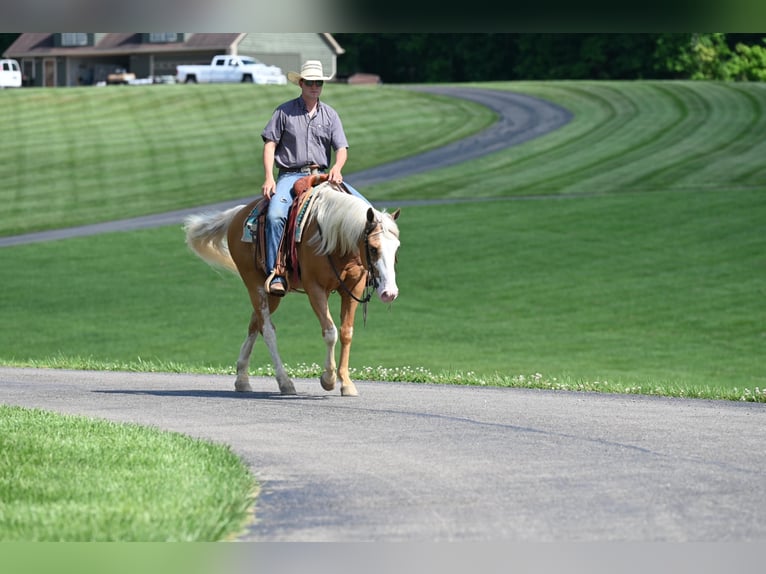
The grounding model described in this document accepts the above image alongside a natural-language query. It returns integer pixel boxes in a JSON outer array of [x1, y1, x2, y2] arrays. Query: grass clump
[[4, 358, 765, 403], [0, 405, 256, 541]]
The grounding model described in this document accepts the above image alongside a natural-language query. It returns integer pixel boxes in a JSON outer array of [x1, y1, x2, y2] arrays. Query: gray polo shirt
[[261, 97, 349, 170]]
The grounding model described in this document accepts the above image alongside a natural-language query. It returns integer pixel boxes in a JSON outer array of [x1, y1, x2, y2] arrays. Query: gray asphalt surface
[[1, 368, 764, 541], [3, 87, 765, 542]]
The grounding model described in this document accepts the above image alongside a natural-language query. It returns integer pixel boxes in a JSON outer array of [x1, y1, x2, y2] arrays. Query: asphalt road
[[1, 367, 764, 541], [3, 87, 765, 542]]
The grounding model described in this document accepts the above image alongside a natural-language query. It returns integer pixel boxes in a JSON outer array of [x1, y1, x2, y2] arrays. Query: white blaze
[[375, 232, 400, 303]]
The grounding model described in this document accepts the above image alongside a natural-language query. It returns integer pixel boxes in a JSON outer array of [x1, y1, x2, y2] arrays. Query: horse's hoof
[[341, 384, 359, 397], [279, 380, 297, 395], [235, 380, 252, 392], [320, 372, 336, 391]]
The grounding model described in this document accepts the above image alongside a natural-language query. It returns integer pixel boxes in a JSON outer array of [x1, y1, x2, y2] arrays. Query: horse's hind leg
[[258, 290, 296, 395], [238, 283, 296, 395], [235, 312, 259, 392]]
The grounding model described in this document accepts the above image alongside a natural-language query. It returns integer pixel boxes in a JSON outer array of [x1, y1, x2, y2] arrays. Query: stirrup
[[265, 270, 287, 297]]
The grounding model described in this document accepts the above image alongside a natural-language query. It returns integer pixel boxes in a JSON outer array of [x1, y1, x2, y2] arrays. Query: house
[[2, 33, 344, 87]]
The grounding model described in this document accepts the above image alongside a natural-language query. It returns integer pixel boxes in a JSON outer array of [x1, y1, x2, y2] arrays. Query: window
[[148, 33, 179, 43], [60, 33, 89, 47], [23, 60, 35, 80]]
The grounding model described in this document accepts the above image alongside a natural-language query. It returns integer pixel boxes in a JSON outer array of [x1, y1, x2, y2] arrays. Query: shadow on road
[[93, 389, 328, 401]]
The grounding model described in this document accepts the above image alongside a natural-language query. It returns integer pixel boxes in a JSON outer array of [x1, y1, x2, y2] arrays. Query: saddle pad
[[294, 186, 319, 244], [242, 201, 264, 243], [240, 183, 318, 244]]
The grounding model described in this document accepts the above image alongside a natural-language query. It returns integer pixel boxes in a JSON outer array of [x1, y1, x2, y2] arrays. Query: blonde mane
[[309, 183, 398, 255]]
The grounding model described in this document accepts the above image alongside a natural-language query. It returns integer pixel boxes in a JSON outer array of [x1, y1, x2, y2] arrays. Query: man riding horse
[[260, 59, 370, 296]]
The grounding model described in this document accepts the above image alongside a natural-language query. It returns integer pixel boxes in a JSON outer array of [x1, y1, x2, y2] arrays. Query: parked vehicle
[[0, 59, 22, 88], [106, 68, 136, 85], [176, 55, 287, 85]]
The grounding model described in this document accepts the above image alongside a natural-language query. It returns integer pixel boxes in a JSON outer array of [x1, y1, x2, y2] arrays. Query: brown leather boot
[[268, 276, 286, 297]]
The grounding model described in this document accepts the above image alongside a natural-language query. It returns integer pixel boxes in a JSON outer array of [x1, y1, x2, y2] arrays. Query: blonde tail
[[183, 205, 244, 273]]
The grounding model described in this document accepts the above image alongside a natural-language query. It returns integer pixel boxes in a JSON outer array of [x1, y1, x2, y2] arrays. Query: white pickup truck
[[0, 59, 22, 88], [176, 55, 287, 85]]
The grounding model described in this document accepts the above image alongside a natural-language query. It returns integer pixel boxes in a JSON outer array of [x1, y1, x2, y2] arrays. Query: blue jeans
[[265, 173, 371, 276]]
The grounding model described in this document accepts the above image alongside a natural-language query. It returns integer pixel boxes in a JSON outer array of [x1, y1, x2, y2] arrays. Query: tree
[[333, 33, 766, 83], [0, 33, 21, 56], [725, 39, 766, 81]]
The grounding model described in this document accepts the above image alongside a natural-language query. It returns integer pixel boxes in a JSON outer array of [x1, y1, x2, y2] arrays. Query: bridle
[[327, 221, 382, 325]]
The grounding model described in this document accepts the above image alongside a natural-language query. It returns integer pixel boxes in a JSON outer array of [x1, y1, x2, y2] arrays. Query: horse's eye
[[369, 246, 378, 257]]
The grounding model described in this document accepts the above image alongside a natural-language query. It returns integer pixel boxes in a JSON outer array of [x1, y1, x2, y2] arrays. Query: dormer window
[[59, 33, 90, 47], [147, 33, 180, 43]]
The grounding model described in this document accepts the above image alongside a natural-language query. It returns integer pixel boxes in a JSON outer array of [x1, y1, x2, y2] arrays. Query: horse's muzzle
[[379, 288, 398, 304]]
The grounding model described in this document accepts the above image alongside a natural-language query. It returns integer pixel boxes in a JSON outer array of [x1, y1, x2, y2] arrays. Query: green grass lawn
[[1, 79, 765, 541], [1, 187, 763, 401], [0, 404, 255, 541], [1, 80, 763, 401]]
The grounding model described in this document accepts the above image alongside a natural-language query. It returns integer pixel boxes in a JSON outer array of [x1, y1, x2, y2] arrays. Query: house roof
[[97, 33, 242, 52], [4, 33, 337, 58], [4, 33, 54, 55]]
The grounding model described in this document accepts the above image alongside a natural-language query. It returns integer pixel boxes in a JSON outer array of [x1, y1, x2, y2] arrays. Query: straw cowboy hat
[[287, 60, 333, 85]]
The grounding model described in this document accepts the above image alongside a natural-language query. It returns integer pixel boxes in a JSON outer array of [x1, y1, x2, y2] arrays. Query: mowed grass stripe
[[478, 82, 629, 188], [500, 83, 728, 195], [551, 83, 718, 195], [681, 83, 766, 188], [367, 81, 766, 201], [543, 82, 766, 194], [632, 83, 760, 190], [366, 82, 625, 199], [332, 86, 499, 167], [506, 82, 691, 195], [0, 84, 495, 236]]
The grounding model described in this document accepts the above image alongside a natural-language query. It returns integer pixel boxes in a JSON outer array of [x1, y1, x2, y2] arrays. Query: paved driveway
[[1, 368, 764, 541]]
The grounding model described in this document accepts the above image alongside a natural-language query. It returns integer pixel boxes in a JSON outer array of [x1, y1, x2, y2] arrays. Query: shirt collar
[[297, 96, 321, 114]]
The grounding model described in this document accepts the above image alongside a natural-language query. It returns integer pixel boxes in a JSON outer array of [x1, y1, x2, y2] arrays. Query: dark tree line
[[334, 33, 766, 82], [4, 33, 764, 83], [0, 33, 19, 55]]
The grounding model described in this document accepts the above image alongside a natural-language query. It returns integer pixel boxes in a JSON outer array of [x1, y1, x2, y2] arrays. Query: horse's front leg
[[306, 286, 338, 392], [337, 294, 360, 397]]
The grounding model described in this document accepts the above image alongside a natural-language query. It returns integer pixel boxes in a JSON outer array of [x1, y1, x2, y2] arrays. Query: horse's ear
[[366, 208, 375, 223], [391, 208, 401, 221]]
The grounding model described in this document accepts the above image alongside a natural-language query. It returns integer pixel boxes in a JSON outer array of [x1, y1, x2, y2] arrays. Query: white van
[[0, 59, 22, 88]]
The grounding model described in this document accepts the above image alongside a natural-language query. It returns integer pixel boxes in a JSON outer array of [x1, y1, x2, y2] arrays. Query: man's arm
[[262, 140, 277, 198], [329, 146, 348, 184]]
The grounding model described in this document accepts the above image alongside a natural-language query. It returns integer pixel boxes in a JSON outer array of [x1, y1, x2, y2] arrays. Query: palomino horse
[[183, 177, 401, 397]]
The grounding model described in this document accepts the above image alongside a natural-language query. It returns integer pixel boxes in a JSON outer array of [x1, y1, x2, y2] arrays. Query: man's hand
[[328, 166, 343, 185], [262, 176, 276, 199]]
